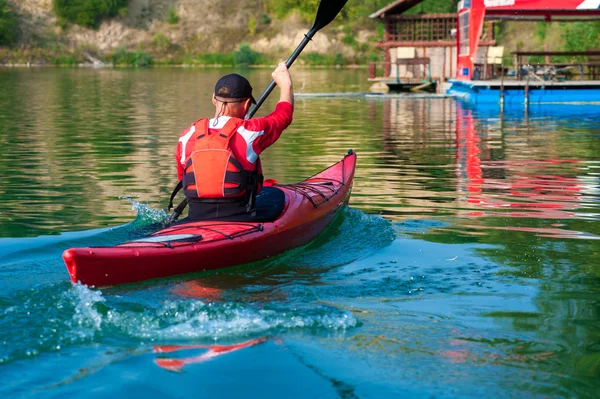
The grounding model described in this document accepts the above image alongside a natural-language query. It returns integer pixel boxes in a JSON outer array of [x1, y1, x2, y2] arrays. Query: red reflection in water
[[173, 281, 289, 302], [454, 106, 590, 238], [174, 281, 224, 301], [153, 337, 268, 372], [441, 338, 556, 365]]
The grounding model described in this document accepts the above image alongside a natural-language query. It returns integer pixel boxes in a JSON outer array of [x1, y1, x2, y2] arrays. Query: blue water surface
[[1, 68, 599, 398]]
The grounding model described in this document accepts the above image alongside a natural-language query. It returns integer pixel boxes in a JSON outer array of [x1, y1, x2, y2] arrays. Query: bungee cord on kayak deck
[[118, 223, 265, 248], [276, 150, 351, 208], [278, 180, 342, 208]]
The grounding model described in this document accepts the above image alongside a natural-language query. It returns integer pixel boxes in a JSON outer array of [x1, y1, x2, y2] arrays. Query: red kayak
[[63, 151, 356, 286]]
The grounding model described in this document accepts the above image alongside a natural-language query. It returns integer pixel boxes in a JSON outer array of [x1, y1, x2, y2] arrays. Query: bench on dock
[[473, 46, 505, 80]]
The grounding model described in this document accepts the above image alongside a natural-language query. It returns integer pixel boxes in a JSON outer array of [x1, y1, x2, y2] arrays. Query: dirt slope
[[9, 0, 364, 56]]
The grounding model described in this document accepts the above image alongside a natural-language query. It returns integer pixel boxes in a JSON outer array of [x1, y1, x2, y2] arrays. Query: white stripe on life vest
[[209, 116, 231, 129], [178, 125, 196, 164], [237, 126, 264, 164]]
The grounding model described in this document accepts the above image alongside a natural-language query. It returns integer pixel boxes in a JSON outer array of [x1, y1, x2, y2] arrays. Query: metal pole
[[500, 62, 505, 107], [524, 76, 529, 105]]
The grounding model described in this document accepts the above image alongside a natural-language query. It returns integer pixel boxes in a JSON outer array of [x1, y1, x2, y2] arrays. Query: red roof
[[469, 0, 600, 20], [369, 0, 425, 20], [478, 0, 599, 11]]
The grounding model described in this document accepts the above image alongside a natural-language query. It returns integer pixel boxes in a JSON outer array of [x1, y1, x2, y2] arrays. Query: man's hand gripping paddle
[[246, 0, 348, 118]]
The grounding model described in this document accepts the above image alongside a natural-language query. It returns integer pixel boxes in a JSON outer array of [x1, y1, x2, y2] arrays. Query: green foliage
[[167, 8, 179, 24], [248, 15, 257, 35], [516, 40, 524, 51], [528, 55, 545, 64], [0, 0, 17, 46], [180, 52, 235, 66], [341, 33, 356, 46], [130, 51, 152, 67], [367, 52, 380, 62], [337, 0, 461, 20], [535, 22, 548, 41], [562, 21, 600, 52], [52, 54, 80, 65], [152, 33, 171, 50], [341, 25, 357, 47], [404, 0, 461, 14], [264, 0, 320, 22], [111, 47, 152, 67], [53, 0, 129, 29], [261, 14, 271, 25], [303, 52, 329, 65], [375, 23, 385, 41], [333, 52, 343, 65], [493, 21, 506, 42], [263, 0, 460, 29], [233, 43, 261, 66], [302, 51, 346, 66]]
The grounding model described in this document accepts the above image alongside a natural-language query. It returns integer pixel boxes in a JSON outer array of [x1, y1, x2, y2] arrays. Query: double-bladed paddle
[[245, 0, 348, 119]]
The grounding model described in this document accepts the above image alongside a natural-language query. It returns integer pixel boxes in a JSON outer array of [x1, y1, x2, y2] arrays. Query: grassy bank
[[0, 42, 379, 67], [0, 49, 370, 67]]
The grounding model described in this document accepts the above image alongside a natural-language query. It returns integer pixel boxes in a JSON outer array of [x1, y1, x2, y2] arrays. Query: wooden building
[[369, 0, 495, 92], [448, 0, 600, 106]]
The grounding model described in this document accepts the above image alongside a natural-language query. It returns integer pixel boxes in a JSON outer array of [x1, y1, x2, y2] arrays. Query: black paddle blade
[[311, 0, 348, 33], [245, 0, 348, 119]]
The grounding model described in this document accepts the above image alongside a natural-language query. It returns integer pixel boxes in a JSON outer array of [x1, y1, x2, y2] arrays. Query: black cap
[[214, 74, 256, 104]]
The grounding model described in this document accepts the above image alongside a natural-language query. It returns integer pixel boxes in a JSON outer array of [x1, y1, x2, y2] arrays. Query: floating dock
[[447, 79, 600, 105]]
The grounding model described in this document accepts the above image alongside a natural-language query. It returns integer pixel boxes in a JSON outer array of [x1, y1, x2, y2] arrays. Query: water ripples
[[1, 69, 600, 397], [0, 207, 394, 366]]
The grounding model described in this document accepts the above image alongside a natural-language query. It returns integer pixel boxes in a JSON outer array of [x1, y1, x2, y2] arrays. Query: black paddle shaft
[[245, 0, 348, 119]]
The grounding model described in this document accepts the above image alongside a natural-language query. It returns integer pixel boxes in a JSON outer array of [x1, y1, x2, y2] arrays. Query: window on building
[[459, 11, 470, 56]]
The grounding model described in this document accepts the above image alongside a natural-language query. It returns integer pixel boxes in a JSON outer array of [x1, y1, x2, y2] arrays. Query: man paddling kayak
[[62, 0, 352, 287], [174, 63, 294, 221]]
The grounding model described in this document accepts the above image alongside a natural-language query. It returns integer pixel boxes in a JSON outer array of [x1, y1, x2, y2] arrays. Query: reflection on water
[[1, 68, 600, 398], [454, 105, 600, 240], [3, 69, 597, 241], [153, 337, 268, 372], [372, 98, 599, 233]]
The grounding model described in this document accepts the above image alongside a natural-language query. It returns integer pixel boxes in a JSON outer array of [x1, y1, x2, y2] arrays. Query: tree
[[53, 0, 128, 29], [562, 21, 600, 52], [0, 0, 17, 45]]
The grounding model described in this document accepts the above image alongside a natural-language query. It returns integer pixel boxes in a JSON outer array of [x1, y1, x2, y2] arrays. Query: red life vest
[[182, 118, 262, 206]]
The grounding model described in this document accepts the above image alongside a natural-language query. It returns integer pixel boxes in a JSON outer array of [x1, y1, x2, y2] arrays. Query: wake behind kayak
[[63, 151, 356, 286]]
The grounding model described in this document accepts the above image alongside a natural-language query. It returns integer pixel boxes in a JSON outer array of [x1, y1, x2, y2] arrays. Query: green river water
[[0, 67, 599, 398]]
